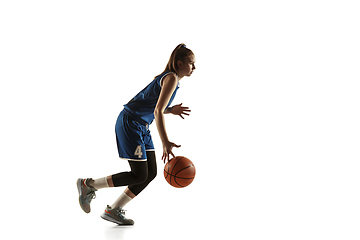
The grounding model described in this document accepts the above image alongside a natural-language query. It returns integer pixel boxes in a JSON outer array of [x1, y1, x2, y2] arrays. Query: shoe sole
[[77, 178, 90, 213], [100, 213, 134, 225]]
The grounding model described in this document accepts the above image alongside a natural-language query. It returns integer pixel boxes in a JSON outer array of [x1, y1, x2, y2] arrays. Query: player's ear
[[177, 60, 183, 68]]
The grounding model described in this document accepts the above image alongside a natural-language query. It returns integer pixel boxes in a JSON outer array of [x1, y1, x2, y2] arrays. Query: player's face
[[178, 55, 196, 78]]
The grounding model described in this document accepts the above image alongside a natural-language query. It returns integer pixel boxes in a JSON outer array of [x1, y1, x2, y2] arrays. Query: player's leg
[[99, 161, 144, 225], [108, 150, 156, 210], [100, 159, 149, 225], [86, 176, 110, 189], [101, 151, 156, 225], [99, 119, 149, 224], [126, 127, 157, 196], [109, 160, 148, 187], [101, 126, 155, 224], [127, 150, 157, 196]]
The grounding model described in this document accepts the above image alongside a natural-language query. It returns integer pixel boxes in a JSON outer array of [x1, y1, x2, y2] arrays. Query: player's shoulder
[[161, 72, 178, 87], [164, 72, 177, 80]]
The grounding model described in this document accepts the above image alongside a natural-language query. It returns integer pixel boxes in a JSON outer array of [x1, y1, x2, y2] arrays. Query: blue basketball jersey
[[123, 72, 179, 125]]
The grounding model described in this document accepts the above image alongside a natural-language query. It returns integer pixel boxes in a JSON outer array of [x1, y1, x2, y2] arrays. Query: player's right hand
[[162, 141, 181, 163]]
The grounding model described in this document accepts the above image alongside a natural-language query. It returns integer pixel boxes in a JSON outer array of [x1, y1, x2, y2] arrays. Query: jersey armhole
[[160, 72, 177, 87]]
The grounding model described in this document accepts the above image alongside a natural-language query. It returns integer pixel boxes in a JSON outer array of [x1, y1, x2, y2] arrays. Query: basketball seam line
[[169, 157, 183, 186], [174, 165, 195, 187], [163, 172, 194, 179]]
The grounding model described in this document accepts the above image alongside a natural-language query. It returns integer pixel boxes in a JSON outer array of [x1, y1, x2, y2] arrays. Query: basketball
[[164, 156, 196, 188]]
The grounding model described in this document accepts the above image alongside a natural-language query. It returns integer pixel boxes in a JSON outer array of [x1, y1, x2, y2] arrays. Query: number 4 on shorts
[[134, 145, 143, 158]]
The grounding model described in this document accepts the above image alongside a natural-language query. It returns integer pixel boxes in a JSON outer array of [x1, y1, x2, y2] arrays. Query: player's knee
[[146, 167, 157, 183], [148, 168, 157, 182], [129, 161, 148, 184], [133, 171, 148, 184]]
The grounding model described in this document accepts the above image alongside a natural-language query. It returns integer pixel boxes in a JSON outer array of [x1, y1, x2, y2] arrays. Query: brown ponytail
[[155, 43, 194, 78]]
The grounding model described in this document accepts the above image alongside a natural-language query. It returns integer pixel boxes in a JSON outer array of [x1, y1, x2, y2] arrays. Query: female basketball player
[[77, 44, 195, 225]]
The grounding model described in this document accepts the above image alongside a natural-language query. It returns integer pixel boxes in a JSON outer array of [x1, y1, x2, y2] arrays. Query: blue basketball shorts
[[115, 110, 155, 161]]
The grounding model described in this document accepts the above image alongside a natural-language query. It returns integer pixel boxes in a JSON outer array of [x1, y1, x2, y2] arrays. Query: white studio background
[[1, 0, 359, 240]]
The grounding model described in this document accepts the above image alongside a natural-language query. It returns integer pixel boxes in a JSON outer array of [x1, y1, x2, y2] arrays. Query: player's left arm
[[164, 103, 191, 119]]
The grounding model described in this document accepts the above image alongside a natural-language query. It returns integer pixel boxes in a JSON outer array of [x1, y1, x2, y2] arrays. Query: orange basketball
[[164, 156, 196, 188]]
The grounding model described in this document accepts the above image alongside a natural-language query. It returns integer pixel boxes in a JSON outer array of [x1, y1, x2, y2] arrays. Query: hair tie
[[182, 45, 187, 48]]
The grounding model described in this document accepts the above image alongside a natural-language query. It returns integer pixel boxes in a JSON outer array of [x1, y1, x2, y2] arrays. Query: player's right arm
[[154, 73, 181, 163]]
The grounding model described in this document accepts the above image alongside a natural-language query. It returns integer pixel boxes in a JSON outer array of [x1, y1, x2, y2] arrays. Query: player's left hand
[[170, 103, 191, 119]]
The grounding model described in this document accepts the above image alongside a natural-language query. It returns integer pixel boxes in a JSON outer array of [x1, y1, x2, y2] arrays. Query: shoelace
[[85, 189, 96, 203], [115, 208, 127, 220]]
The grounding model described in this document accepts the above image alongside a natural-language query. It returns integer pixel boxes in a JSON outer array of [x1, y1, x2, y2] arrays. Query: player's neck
[[177, 73, 184, 80]]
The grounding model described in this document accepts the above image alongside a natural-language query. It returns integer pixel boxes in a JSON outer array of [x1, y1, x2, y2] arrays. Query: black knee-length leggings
[[110, 150, 157, 196]]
